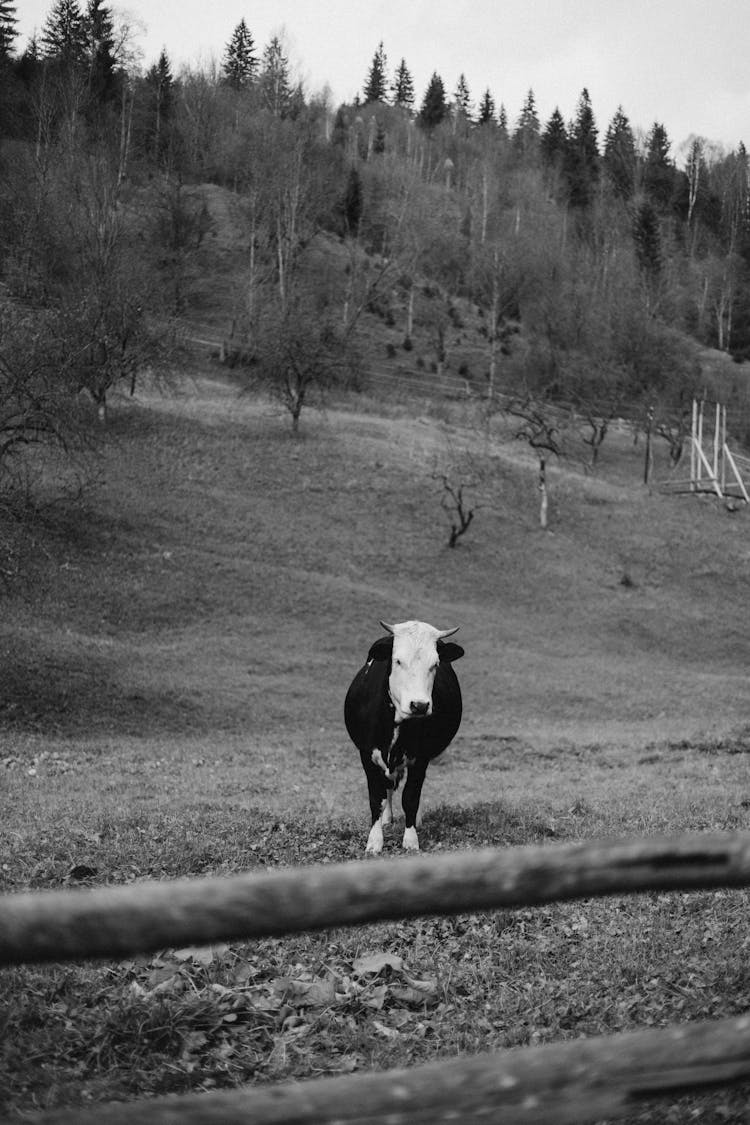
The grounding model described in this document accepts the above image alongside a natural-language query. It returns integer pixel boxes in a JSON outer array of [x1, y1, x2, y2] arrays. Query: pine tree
[[644, 122, 676, 209], [0, 0, 18, 59], [85, 0, 118, 105], [363, 40, 387, 103], [453, 73, 472, 122], [390, 57, 414, 111], [0, 0, 18, 140], [603, 106, 636, 199], [497, 103, 508, 137], [259, 35, 291, 116], [477, 88, 495, 126], [144, 48, 173, 163], [540, 107, 567, 169], [341, 165, 363, 234], [564, 87, 599, 207], [40, 0, 87, 64], [514, 89, 539, 155], [222, 18, 257, 90], [417, 72, 447, 131], [331, 105, 348, 147], [633, 198, 662, 289]]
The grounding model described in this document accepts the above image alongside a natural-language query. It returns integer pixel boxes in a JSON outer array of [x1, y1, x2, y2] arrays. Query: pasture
[[2, 372, 750, 1121]]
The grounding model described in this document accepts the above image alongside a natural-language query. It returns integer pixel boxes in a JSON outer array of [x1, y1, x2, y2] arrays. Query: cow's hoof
[[366, 823, 384, 855], [402, 826, 420, 852]]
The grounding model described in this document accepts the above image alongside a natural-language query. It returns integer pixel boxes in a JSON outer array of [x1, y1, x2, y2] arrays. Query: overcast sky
[[15, 0, 750, 158]]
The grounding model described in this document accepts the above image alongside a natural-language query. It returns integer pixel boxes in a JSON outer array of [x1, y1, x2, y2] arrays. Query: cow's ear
[[438, 641, 464, 663], [368, 635, 394, 662]]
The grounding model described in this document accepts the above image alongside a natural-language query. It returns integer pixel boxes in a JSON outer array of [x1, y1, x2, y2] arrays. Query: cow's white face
[[381, 620, 458, 724]]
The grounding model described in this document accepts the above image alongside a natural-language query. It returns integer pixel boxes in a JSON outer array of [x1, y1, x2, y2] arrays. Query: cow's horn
[[379, 620, 395, 634], [438, 626, 460, 639]]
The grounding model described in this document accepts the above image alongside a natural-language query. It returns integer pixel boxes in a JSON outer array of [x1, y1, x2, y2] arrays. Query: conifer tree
[[390, 57, 414, 111], [514, 89, 539, 155], [417, 72, 447, 131], [363, 40, 387, 103], [144, 48, 173, 163], [259, 35, 291, 116], [477, 88, 495, 125], [453, 73, 472, 122], [0, 0, 18, 59], [331, 105, 348, 147], [497, 103, 508, 137], [540, 107, 567, 169], [633, 197, 663, 304], [222, 18, 257, 90], [644, 122, 676, 209], [341, 165, 363, 234], [564, 87, 599, 207], [40, 0, 87, 64], [0, 0, 19, 140], [85, 0, 118, 106], [603, 106, 636, 199]]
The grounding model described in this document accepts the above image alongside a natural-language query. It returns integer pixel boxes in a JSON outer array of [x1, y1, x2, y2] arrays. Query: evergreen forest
[[2, 2, 750, 506]]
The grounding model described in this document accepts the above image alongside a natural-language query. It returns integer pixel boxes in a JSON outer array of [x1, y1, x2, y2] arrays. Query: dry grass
[[3, 371, 750, 1121]]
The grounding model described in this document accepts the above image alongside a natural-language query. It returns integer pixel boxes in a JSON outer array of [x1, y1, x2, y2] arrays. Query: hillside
[[5, 357, 750, 1119], [3, 367, 750, 819], [4, 173, 750, 820]]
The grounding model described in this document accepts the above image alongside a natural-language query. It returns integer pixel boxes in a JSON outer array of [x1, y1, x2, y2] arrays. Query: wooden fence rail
[[2, 832, 750, 966], [20, 1014, 750, 1125], [5, 832, 750, 1123]]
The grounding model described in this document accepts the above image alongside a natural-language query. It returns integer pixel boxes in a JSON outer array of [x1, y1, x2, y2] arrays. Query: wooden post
[[696, 399, 704, 488], [723, 445, 750, 503], [539, 455, 548, 529], [643, 406, 654, 485], [721, 404, 727, 494], [713, 402, 721, 483], [690, 399, 698, 491]]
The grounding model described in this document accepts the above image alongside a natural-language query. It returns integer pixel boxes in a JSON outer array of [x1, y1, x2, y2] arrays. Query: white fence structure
[[659, 398, 749, 503]]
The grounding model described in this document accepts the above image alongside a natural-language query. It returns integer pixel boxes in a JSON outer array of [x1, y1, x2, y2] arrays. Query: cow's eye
[[394, 658, 402, 667]]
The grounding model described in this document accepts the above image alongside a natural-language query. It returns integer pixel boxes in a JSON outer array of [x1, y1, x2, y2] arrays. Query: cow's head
[[370, 619, 463, 724]]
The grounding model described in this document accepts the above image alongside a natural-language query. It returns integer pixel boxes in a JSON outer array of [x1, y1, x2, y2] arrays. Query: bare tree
[[0, 305, 89, 496], [438, 473, 475, 547], [253, 280, 355, 434], [505, 396, 564, 529]]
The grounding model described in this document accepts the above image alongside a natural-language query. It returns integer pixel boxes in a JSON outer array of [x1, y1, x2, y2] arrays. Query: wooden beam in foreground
[[24, 1013, 750, 1125], [2, 832, 750, 964]]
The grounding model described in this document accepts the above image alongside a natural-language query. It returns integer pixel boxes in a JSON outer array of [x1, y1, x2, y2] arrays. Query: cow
[[344, 620, 464, 854]]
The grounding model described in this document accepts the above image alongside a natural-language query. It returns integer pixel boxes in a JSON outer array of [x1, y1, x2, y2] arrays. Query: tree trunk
[[480, 171, 489, 244], [643, 408, 654, 485], [276, 217, 286, 305], [487, 252, 500, 399], [539, 456, 548, 529], [117, 81, 133, 189]]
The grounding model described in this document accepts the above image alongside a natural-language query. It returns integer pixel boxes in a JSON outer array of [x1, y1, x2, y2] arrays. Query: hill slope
[[3, 372, 750, 819]]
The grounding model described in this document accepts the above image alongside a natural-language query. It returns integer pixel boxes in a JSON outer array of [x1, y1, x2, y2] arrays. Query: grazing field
[[2, 371, 750, 1121]]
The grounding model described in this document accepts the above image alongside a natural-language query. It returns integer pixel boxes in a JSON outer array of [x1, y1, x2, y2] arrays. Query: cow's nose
[[410, 700, 429, 716]]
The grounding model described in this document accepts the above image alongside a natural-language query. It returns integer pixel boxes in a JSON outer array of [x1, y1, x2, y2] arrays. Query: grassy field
[[2, 369, 750, 1121]]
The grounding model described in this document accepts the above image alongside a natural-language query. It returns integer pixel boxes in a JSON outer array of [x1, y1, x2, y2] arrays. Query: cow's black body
[[344, 634, 463, 840]]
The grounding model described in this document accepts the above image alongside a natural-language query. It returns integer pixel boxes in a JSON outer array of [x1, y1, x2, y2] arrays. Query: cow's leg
[[401, 760, 428, 851], [381, 787, 394, 826], [361, 753, 389, 855]]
